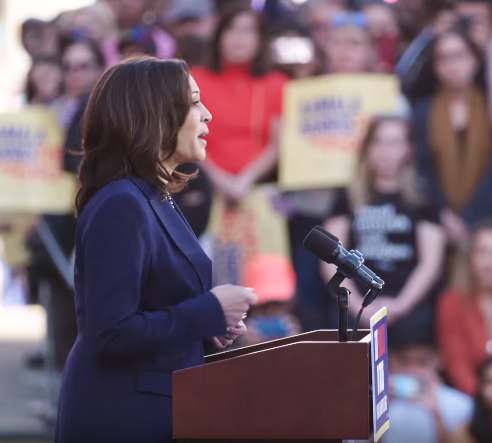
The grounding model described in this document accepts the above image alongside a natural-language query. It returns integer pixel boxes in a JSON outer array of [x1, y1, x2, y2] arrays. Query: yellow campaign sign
[[0, 106, 77, 214], [207, 185, 290, 287], [279, 74, 400, 190], [0, 213, 38, 267]]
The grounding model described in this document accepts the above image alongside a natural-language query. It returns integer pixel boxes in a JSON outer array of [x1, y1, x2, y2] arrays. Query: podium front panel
[[173, 340, 371, 440]]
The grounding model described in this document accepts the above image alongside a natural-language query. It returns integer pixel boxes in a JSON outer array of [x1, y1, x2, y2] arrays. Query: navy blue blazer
[[55, 177, 227, 443]]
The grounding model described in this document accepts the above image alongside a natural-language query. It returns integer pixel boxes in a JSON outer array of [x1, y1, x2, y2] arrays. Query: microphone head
[[313, 225, 340, 243], [303, 227, 339, 264]]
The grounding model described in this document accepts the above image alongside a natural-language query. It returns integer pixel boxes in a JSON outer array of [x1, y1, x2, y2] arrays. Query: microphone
[[303, 226, 384, 307]]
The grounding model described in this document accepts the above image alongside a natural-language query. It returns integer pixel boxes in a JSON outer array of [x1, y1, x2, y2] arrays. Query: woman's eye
[[193, 100, 200, 106]]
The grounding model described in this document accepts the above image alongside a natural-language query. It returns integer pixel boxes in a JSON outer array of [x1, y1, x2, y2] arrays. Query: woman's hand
[[442, 209, 468, 245], [211, 321, 247, 350], [224, 320, 247, 340], [210, 336, 233, 349], [222, 174, 254, 204], [359, 297, 406, 327], [211, 285, 258, 328]]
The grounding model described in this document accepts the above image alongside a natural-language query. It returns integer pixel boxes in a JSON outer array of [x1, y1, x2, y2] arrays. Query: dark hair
[[432, 29, 484, 84], [469, 357, 492, 443], [269, 15, 311, 38], [119, 26, 157, 58], [76, 57, 196, 216], [454, 217, 492, 294], [21, 18, 47, 40], [176, 35, 208, 67], [455, 0, 492, 8], [208, 7, 270, 77], [60, 39, 105, 70], [26, 55, 61, 103]]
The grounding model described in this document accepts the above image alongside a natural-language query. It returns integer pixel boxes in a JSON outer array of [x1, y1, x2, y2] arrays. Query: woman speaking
[[55, 57, 257, 443]]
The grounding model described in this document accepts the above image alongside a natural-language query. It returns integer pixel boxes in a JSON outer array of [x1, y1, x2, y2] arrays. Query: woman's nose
[[202, 106, 212, 123]]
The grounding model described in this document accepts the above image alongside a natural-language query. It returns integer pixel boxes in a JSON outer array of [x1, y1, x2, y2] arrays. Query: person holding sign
[[55, 58, 258, 443], [285, 12, 409, 331], [322, 116, 445, 341]]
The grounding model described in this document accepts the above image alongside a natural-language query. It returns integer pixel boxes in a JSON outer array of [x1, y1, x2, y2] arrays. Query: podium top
[[205, 329, 371, 364]]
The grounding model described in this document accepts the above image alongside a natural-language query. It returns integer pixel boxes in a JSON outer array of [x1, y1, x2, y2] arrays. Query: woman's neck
[[446, 86, 472, 102], [373, 176, 402, 194], [222, 61, 250, 72]]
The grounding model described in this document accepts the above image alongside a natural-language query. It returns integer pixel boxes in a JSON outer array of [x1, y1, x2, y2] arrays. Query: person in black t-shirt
[[322, 116, 445, 342]]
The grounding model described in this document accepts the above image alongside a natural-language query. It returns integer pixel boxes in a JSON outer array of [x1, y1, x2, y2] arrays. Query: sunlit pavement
[[0, 306, 53, 442]]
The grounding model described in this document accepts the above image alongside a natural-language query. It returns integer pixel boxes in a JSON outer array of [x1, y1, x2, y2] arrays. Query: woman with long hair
[[191, 7, 288, 203], [287, 11, 410, 332], [25, 55, 62, 105], [414, 29, 492, 244], [55, 57, 258, 443], [438, 220, 492, 397], [452, 357, 492, 443], [322, 116, 445, 338], [51, 40, 105, 139]]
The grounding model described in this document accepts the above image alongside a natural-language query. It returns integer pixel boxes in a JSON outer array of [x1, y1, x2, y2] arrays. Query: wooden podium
[[173, 330, 373, 442]]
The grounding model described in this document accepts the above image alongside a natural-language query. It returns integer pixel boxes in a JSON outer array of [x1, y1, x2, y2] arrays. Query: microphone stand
[[326, 270, 351, 343]]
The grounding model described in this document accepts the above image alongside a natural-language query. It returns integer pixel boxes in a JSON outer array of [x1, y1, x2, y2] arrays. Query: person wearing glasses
[[51, 40, 105, 141], [26, 40, 105, 385]]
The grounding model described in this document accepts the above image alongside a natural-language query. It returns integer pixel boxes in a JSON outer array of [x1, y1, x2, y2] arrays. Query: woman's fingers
[[228, 320, 247, 335], [211, 336, 233, 349]]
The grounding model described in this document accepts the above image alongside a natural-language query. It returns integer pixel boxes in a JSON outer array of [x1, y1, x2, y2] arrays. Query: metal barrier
[[37, 218, 75, 429]]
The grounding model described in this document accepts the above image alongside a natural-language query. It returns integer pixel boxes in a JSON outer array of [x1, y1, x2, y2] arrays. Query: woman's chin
[[192, 147, 207, 163]]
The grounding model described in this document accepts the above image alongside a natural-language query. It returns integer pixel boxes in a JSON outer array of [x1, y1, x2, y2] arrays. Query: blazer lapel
[[130, 178, 207, 292], [173, 200, 197, 239], [150, 199, 206, 292]]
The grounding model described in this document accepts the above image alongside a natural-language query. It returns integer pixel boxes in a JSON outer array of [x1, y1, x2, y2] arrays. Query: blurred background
[[2, 0, 492, 442]]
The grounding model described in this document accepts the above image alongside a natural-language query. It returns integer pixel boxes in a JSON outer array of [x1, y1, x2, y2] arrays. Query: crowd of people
[[5, 0, 492, 441]]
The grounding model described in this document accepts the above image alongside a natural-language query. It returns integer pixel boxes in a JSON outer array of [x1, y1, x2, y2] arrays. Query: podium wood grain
[[173, 330, 371, 441]]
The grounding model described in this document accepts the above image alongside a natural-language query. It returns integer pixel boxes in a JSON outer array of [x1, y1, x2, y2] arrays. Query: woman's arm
[[392, 220, 445, 314], [202, 119, 281, 202], [437, 293, 478, 396], [237, 118, 281, 187], [201, 157, 235, 194], [83, 193, 227, 360], [321, 215, 364, 318]]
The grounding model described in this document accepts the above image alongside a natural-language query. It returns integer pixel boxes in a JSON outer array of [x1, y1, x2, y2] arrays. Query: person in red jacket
[[438, 218, 492, 396], [191, 6, 288, 204]]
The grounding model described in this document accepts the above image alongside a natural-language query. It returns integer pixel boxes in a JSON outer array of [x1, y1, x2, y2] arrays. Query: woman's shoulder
[[79, 179, 149, 225], [450, 423, 476, 443], [438, 289, 470, 314]]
